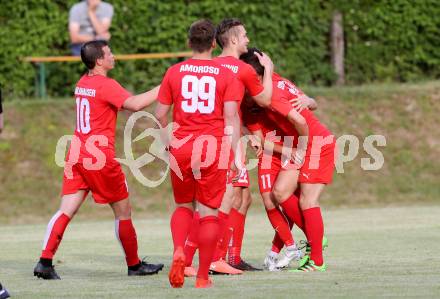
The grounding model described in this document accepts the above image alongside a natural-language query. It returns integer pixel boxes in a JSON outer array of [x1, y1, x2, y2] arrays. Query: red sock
[[271, 211, 294, 253], [303, 207, 324, 266], [184, 211, 199, 266], [227, 208, 245, 265], [280, 194, 305, 232], [41, 211, 71, 259], [266, 208, 294, 247], [170, 207, 193, 252], [116, 219, 140, 266], [212, 210, 229, 262], [197, 216, 220, 280], [221, 221, 233, 260]]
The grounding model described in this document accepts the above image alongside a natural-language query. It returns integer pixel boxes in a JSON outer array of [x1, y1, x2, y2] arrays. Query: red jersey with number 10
[[158, 58, 243, 140], [73, 74, 131, 154]]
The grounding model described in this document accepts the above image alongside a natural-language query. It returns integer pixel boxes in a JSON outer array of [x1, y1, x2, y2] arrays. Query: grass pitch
[[1, 205, 440, 298]]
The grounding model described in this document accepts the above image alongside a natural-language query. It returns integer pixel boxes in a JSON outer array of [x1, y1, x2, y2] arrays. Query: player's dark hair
[[188, 19, 216, 53], [240, 48, 265, 76], [81, 40, 108, 70], [216, 18, 244, 49]]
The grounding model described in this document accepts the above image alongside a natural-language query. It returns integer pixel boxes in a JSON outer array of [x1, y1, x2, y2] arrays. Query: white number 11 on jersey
[[181, 75, 216, 114]]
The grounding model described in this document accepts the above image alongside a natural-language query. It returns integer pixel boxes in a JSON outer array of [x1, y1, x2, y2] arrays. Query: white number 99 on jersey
[[181, 75, 216, 114]]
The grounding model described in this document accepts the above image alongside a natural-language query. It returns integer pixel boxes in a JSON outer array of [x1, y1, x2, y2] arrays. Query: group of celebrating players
[[33, 18, 335, 289]]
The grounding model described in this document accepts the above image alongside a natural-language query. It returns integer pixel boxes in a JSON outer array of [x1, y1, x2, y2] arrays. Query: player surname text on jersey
[[74, 87, 96, 97], [179, 64, 220, 75], [220, 64, 238, 74]]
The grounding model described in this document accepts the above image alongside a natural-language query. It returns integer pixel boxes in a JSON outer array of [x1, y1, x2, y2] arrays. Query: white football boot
[[275, 245, 302, 269]]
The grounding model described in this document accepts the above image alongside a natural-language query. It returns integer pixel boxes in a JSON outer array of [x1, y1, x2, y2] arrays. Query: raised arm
[[122, 86, 160, 112], [252, 52, 273, 108], [286, 108, 309, 164], [290, 95, 318, 112]]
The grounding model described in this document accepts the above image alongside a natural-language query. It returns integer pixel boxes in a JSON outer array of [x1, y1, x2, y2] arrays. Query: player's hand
[[289, 96, 309, 113], [228, 161, 239, 183], [249, 135, 263, 158], [290, 148, 305, 167], [255, 52, 274, 73], [231, 168, 247, 183]]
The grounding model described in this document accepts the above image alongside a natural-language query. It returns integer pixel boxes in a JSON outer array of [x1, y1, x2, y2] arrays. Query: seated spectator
[[69, 0, 113, 56]]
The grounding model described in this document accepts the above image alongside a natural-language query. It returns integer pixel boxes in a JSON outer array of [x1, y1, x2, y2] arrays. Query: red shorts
[[298, 141, 336, 184], [226, 145, 250, 188], [62, 155, 129, 204], [227, 168, 250, 187], [170, 139, 227, 209]]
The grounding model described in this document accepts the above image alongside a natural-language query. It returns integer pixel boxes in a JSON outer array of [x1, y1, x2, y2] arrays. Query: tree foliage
[[0, 0, 438, 97]]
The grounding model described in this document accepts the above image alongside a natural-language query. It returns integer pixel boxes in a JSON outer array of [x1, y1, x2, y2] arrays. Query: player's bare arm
[[286, 108, 309, 163], [290, 95, 318, 112], [224, 101, 243, 170], [154, 102, 171, 146], [122, 85, 160, 112], [241, 125, 263, 157], [249, 129, 299, 163], [252, 52, 274, 107]]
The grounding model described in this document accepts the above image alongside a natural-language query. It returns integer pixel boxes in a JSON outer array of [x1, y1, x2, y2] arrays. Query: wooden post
[[331, 10, 345, 85]]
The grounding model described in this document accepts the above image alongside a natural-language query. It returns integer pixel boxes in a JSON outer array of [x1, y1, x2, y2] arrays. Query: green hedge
[[0, 0, 438, 98]]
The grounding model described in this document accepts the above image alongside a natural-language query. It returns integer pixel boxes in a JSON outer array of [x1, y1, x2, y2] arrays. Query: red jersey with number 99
[[73, 74, 131, 154], [158, 58, 243, 140]]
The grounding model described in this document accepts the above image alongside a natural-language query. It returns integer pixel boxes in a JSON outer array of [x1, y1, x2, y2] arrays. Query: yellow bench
[[24, 52, 192, 98]]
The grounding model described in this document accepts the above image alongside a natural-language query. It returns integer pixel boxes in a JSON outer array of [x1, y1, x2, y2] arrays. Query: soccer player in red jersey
[[182, 18, 274, 274], [33, 40, 164, 280], [213, 18, 275, 271], [241, 48, 335, 272], [155, 20, 243, 288]]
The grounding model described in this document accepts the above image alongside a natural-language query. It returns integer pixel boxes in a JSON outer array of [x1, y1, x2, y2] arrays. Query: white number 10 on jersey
[[76, 97, 91, 134], [181, 75, 216, 114]]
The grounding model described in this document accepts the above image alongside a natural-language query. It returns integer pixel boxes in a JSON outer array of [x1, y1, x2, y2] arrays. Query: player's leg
[[290, 183, 327, 272], [168, 164, 195, 288], [271, 168, 304, 232], [261, 191, 296, 270], [229, 187, 261, 270], [167, 143, 198, 288], [183, 208, 199, 277], [34, 190, 86, 280], [212, 182, 233, 262], [110, 198, 164, 276], [196, 201, 219, 288], [291, 142, 335, 272], [196, 159, 233, 288], [227, 186, 244, 265], [271, 169, 303, 268], [209, 178, 243, 275]]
